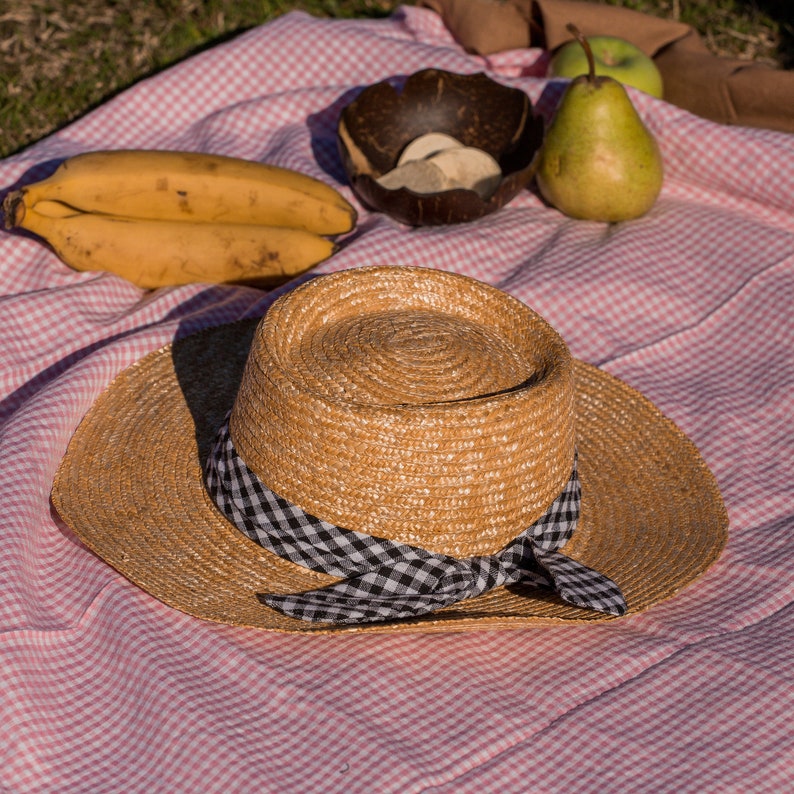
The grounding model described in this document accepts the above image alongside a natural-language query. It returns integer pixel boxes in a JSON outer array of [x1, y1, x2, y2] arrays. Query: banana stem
[[2, 191, 25, 229], [566, 23, 596, 84]]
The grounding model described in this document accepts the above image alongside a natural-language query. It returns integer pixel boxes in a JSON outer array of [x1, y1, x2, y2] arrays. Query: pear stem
[[565, 23, 596, 84]]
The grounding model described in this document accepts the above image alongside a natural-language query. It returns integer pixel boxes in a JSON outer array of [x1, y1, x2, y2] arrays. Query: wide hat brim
[[51, 307, 728, 635]]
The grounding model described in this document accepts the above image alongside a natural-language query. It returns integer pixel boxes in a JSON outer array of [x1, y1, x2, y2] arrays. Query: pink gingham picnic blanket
[[2, 7, 793, 792]]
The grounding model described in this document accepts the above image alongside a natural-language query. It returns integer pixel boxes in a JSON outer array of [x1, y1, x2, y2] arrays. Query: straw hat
[[51, 266, 727, 634]]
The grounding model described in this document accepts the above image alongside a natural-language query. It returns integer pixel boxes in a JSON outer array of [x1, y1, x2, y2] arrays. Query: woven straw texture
[[232, 267, 574, 556], [51, 266, 727, 635]]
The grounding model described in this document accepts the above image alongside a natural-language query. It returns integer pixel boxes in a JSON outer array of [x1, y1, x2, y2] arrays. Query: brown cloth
[[416, 0, 794, 134]]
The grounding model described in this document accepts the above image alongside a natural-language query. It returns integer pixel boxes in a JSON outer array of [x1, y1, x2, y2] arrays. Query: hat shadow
[[171, 316, 260, 465]]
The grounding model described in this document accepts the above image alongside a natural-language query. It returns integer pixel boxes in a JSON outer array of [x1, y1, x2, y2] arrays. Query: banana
[[5, 150, 357, 236], [6, 199, 337, 290]]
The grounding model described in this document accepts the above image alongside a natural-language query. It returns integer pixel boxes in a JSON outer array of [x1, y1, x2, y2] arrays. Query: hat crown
[[274, 307, 536, 406], [230, 266, 575, 556]]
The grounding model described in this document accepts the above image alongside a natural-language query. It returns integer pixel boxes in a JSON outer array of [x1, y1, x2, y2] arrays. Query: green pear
[[536, 25, 664, 223]]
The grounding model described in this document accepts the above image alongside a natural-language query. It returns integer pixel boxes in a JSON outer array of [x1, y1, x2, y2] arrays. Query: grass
[[600, 0, 792, 62], [0, 0, 791, 159]]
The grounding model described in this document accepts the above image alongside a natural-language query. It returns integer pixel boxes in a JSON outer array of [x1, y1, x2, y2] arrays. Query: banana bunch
[[2, 150, 358, 289]]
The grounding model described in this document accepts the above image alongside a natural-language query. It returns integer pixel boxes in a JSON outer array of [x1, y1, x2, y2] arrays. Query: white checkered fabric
[[205, 416, 627, 624]]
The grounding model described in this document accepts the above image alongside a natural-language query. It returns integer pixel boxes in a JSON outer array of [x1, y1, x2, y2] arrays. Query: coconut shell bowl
[[337, 68, 544, 227]]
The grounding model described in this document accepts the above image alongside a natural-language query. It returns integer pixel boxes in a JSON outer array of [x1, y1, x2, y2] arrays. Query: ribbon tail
[[260, 586, 461, 624], [259, 560, 489, 624], [534, 549, 627, 616]]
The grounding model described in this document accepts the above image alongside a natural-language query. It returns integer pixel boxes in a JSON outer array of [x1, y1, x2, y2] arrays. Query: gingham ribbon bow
[[205, 417, 626, 624]]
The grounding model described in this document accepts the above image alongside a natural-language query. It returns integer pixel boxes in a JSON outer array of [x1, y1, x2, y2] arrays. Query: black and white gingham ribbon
[[205, 416, 626, 624]]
